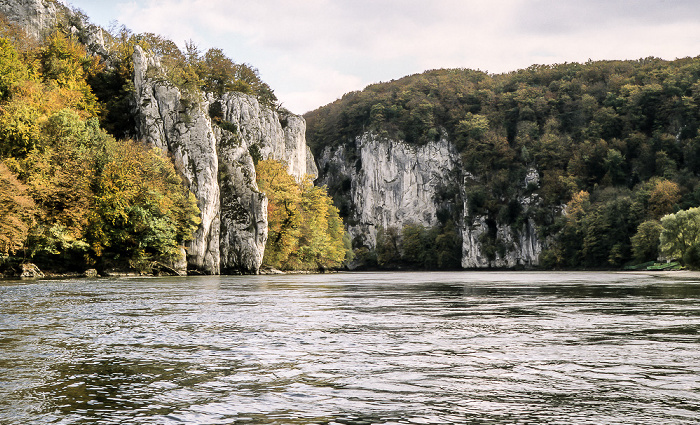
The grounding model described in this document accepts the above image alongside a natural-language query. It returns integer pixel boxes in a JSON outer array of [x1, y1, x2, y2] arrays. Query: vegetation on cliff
[[90, 26, 278, 139], [305, 57, 700, 269], [0, 20, 201, 273], [256, 159, 348, 271]]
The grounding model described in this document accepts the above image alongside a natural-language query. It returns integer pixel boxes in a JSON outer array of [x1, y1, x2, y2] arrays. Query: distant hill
[[305, 57, 700, 269]]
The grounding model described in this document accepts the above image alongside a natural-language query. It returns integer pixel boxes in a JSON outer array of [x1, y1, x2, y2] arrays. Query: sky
[[64, 0, 700, 115]]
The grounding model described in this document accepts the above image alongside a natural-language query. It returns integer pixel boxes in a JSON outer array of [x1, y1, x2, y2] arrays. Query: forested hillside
[[306, 57, 700, 269]]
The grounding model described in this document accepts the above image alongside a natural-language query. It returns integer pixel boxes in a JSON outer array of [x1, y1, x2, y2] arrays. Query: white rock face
[[461, 216, 542, 268], [318, 132, 545, 268], [0, 0, 58, 40], [461, 183, 543, 268], [319, 133, 459, 249], [213, 93, 317, 180], [132, 46, 313, 274], [0, 0, 107, 55], [133, 46, 223, 273]]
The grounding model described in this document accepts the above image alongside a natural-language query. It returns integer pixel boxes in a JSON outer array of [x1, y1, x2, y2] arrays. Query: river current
[[1, 271, 699, 424]]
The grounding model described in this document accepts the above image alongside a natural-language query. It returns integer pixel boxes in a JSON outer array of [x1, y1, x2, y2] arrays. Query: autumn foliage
[[0, 26, 200, 272], [256, 159, 346, 270]]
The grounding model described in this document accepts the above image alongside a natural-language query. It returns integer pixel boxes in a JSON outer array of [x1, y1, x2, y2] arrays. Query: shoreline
[[3, 264, 700, 281]]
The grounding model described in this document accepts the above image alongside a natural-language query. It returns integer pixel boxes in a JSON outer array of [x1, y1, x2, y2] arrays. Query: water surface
[[1, 271, 699, 424]]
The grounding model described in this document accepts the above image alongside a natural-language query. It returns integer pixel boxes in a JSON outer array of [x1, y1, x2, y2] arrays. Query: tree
[[0, 37, 27, 101], [631, 220, 663, 263], [256, 159, 302, 268], [87, 137, 201, 270], [0, 161, 36, 254], [376, 226, 401, 267], [659, 207, 700, 264], [37, 32, 101, 117], [299, 182, 346, 269], [401, 223, 425, 267], [201, 48, 236, 95], [647, 179, 680, 219], [256, 159, 345, 270]]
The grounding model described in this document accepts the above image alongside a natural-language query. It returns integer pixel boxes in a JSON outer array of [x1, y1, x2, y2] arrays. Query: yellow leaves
[[256, 159, 301, 267], [0, 161, 36, 254], [0, 37, 29, 100], [648, 179, 680, 220], [256, 158, 346, 270], [0, 30, 200, 269], [566, 190, 591, 219], [23, 140, 95, 238], [89, 138, 201, 260], [33, 33, 101, 117]]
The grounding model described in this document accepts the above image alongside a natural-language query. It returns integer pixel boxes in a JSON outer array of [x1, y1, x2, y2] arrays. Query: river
[[1, 271, 699, 424]]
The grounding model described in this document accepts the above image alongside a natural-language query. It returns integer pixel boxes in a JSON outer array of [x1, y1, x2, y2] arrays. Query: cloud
[[90, 0, 700, 113], [514, 0, 700, 35]]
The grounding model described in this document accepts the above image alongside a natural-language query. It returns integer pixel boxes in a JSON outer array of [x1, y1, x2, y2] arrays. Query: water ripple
[[1, 272, 699, 424]]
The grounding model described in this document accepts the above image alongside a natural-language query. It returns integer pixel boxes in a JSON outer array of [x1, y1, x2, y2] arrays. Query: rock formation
[[318, 133, 458, 249], [317, 132, 544, 268], [1, 0, 542, 271], [0, 0, 58, 40], [0, 0, 107, 55], [132, 46, 315, 274]]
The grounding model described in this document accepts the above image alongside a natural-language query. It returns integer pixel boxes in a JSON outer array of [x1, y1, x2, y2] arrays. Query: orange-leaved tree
[[256, 159, 346, 270]]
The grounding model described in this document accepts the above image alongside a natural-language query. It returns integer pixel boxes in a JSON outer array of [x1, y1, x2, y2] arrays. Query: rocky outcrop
[[212, 93, 317, 180], [20, 263, 44, 279], [318, 133, 460, 249], [0, 0, 58, 40], [133, 46, 224, 273], [461, 212, 542, 269], [0, 0, 107, 55], [132, 46, 314, 274], [461, 170, 543, 268], [318, 132, 545, 268]]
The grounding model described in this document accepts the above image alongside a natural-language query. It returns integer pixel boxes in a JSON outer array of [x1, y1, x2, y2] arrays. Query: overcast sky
[[65, 0, 700, 115]]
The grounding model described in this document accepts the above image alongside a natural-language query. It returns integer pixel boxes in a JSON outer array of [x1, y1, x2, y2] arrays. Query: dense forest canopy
[[305, 56, 700, 269]]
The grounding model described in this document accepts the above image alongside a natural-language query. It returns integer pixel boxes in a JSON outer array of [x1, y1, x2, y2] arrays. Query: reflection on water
[[1, 272, 700, 424]]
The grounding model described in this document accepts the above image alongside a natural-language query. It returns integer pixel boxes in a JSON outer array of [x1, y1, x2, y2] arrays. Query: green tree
[[631, 220, 663, 263], [659, 207, 700, 264], [376, 226, 401, 267]]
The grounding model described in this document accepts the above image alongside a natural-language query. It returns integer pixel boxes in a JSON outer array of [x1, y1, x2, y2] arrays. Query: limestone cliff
[[461, 200, 542, 268], [317, 132, 544, 269], [209, 93, 317, 180], [0, 0, 107, 55], [317, 133, 459, 254], [0, 0, 58, 40], [132, 46, 314, 274]]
